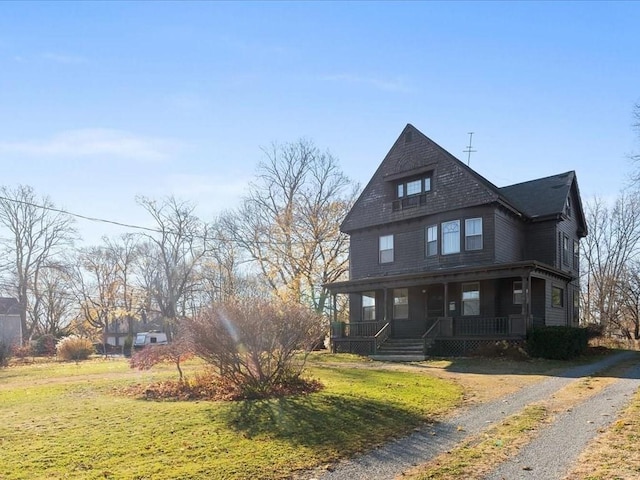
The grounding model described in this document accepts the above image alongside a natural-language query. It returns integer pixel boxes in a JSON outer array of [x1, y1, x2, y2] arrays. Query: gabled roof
[[499, 171, 588, 236], [499, 172, 574, 218], [342, 124, 588, 236], [341, 124, 505, 232]]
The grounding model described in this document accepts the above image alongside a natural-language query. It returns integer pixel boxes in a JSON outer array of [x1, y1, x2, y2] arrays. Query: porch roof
[[326, 261, 573, 294]]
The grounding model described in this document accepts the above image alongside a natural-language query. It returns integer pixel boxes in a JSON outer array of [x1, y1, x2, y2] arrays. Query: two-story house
[[327, 124, 587, 357]]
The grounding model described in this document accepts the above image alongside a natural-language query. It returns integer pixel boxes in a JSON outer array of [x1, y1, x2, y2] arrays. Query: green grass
[[0, 356, 462, 480]]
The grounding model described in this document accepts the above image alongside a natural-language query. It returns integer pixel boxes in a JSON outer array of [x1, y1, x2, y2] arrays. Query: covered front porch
[[327, 262, 570, 357]]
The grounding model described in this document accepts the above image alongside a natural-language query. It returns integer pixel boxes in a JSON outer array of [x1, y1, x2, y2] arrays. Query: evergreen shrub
[[527, 326, 588, 360]]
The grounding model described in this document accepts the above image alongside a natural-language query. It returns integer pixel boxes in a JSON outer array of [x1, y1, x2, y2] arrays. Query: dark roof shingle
[[499, 171, 575, 218]]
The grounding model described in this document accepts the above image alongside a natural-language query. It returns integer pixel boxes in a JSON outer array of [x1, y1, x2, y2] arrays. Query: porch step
[[371, 338, 426, 362]]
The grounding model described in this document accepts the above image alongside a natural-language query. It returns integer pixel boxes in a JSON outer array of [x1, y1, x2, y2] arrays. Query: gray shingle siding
[[330, 124, 587, 341], [494, 209, 524, 263]]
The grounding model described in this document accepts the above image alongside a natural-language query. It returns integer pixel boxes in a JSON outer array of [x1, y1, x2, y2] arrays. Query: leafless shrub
[[185, 299, 325, 398]]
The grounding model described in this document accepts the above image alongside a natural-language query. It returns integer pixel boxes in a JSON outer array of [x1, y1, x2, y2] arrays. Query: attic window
[[393, 174, 432, 211], [396, 175, 431, 199], [566, 197, 572, 217]]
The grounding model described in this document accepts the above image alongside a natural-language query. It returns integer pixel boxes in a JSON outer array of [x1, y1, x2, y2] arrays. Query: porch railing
[[344, 321, 386, 337], [335, 316, 526, 341], [453, 317, 510, 336]]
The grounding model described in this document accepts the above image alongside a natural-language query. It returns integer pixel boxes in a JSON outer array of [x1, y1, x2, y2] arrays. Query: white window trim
[[362, 292, 376, 321], [426, 225, 438, 257], [393, 288, 409, 319], [442, 220, 460, 255], [379, 235, 394, 263], [465, 218, 483, 251], [552, 285, 564, 308], [513, 281, 523, 305], [462, 282, 480, 316]]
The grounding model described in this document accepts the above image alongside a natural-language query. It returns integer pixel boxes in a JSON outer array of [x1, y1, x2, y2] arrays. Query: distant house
[[0, 297, 22, 347], [104, 311, 165, 349], [327, 124, 587, 357]]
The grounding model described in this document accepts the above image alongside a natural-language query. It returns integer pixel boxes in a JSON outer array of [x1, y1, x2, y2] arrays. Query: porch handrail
[[374, 322, 391, 352], [422, 317, 442, 340]]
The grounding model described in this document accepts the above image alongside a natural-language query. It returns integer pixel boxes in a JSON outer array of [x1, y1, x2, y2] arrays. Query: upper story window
[[393, 175, 432, 211], [566, 196, 572, 217], [426, 225, 438, 257], [573, 240, 580, 269], [379, 235, 394, 263], [465, 218, 483, 251], [562, 235, 570, 265], [396, 176, 431, 198], [442, 220, 460, 255]]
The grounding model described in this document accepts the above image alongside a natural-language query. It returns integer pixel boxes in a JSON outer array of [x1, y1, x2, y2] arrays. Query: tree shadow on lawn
[[218, 393, 426, 451]]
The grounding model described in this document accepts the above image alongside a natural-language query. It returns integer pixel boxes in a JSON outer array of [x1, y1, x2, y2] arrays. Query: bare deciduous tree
[[582, 192, 640, 334], [136, 196, 212, 333], [33, 264, 76, 336], [228, 139, 357, 313], [0, 185, 76, 340], [197, 219, 262, 306], [104, 234, 142, 337], [615, 261, 640, 340], [73, 246, 121, 352]]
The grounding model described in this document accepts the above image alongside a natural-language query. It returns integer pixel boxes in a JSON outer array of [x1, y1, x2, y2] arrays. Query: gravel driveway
[[484, 359, 640, 479], [305, 351, 638, 480]]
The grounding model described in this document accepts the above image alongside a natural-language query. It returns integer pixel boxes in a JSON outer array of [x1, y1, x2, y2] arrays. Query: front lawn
[[0, 355, 462, 479]]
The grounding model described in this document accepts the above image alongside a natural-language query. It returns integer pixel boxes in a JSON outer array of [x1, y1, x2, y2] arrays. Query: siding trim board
[[327, 260, 572, 294]]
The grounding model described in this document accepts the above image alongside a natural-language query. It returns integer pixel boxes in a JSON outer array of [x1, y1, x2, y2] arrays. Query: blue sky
[[0, 1, 638, 244]]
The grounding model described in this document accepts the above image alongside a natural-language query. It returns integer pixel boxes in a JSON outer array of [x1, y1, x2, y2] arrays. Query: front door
[[392, 287, 427, 338]]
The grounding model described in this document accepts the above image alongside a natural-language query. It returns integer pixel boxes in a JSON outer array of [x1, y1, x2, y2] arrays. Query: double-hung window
[[393, 288, 409, 319], [379, 235, 394, 263], [462, 282, 480, 316], [442, 220, 460, 255], [552, 286, 564, 307], [513, 281, 523, 305], [426, 225, 438, 257], [562, 235, 570, 265], [573, 240, 579, 269], [362, 292, 376, 321], [465, 218, 483, 250]]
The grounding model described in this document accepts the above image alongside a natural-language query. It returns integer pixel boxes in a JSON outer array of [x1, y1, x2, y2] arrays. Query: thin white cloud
[[322, 73, 412, 93], [42, 52, 87, 65], [0, 129, 179, 161], [162, 173, 250, 212]]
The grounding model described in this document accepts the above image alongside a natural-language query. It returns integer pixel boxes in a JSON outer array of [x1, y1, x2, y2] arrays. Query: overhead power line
[[0, 195, 161, 234], [0, 194, 349, 247]]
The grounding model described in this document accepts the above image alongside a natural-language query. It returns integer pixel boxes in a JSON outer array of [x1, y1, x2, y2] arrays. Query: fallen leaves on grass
[[117, 370, 323, 402]]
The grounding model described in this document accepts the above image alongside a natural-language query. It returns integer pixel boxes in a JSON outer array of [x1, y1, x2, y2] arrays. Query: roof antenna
[[463, 132, 476, 166]]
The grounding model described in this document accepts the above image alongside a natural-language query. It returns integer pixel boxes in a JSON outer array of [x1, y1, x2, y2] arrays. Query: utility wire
[[0, 195, 161, 234], [0, 194, 348, 247]]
